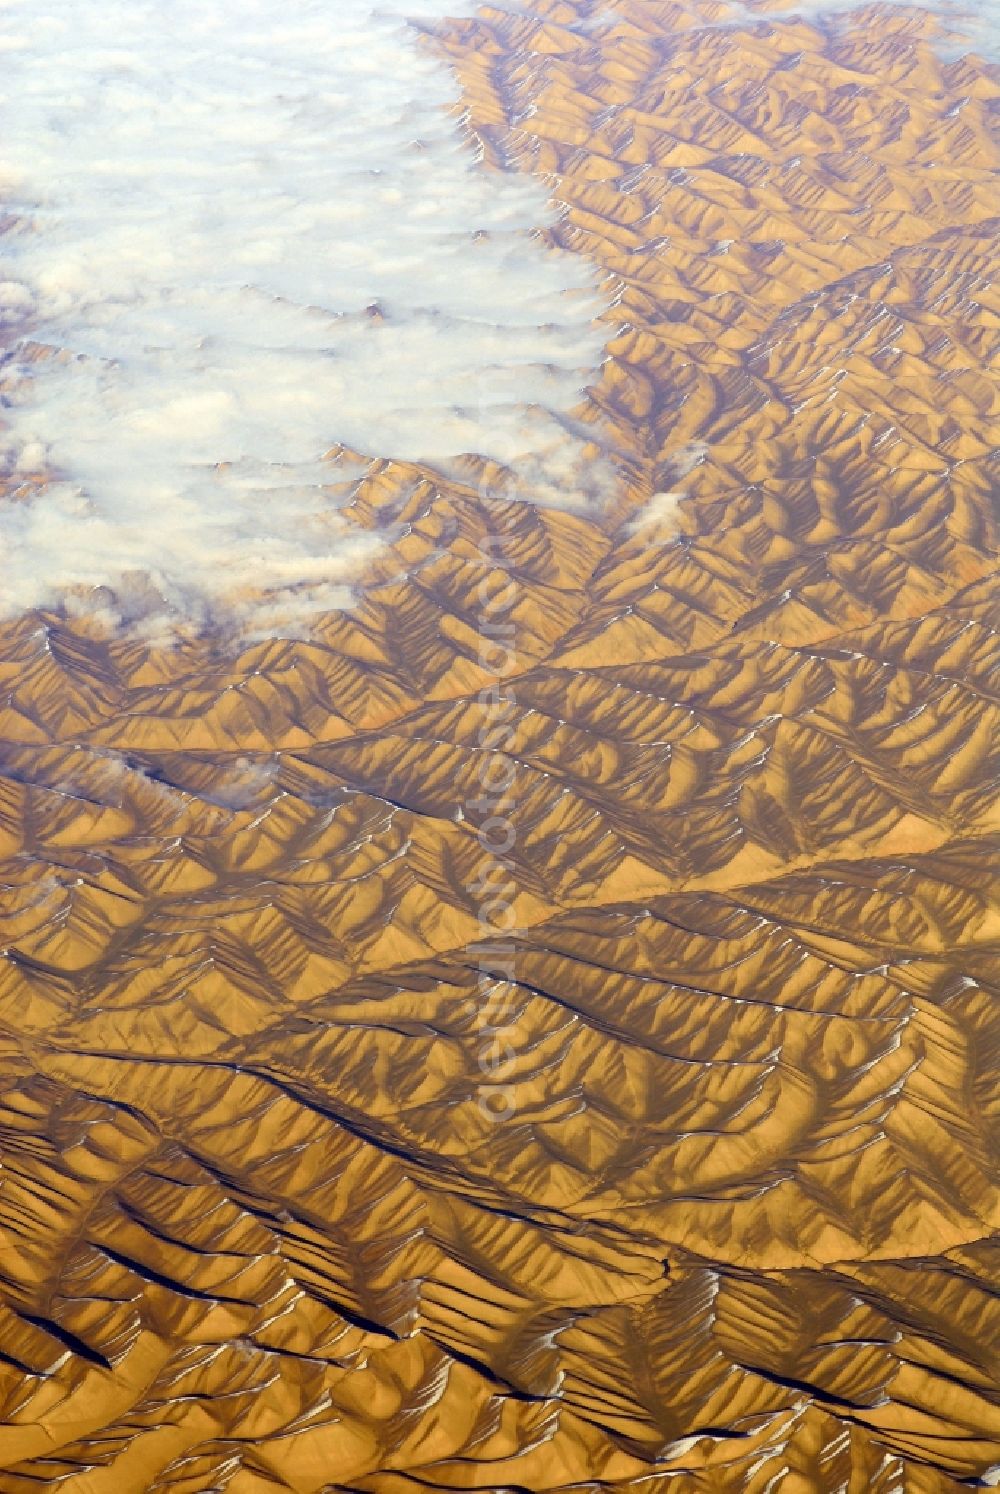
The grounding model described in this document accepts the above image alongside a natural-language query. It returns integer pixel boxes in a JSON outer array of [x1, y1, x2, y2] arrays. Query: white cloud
[[625, 441, 707, 535], [627, 491, 686, 535], [0, 0, 609, 635]]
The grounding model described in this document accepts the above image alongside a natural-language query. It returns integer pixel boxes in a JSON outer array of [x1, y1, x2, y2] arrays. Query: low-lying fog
[[0, 0, 608, 635]]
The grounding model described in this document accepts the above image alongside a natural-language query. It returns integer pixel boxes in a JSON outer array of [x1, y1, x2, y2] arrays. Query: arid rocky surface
[[0, 0, 997, 1488]]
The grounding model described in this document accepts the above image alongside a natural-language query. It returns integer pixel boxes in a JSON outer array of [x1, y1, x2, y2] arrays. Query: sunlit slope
[[0, 0, 998, 1489]]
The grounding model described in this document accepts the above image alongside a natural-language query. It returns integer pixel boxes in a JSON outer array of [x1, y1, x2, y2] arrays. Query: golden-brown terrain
[[0, 0, 998, 1488]]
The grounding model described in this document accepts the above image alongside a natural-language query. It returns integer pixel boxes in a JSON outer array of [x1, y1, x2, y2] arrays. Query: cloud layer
[[0, 0, 608, 634]]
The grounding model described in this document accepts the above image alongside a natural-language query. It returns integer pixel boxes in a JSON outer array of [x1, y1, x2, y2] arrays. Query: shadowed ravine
[[0, 0, 998, 1489]]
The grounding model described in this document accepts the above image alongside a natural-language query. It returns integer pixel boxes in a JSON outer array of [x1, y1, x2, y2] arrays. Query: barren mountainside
[[0, 0, 998, 1489]]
